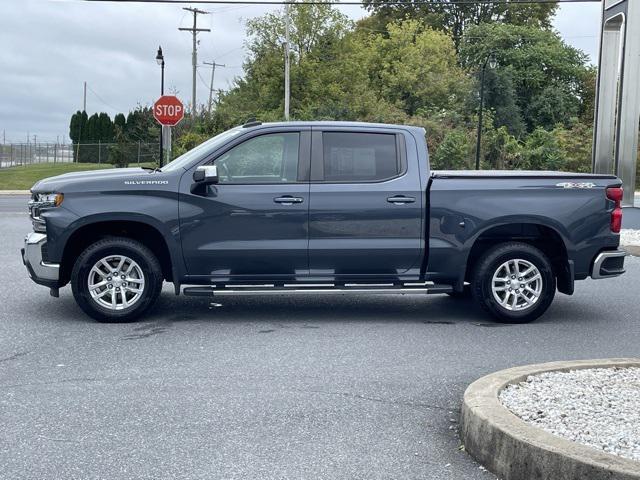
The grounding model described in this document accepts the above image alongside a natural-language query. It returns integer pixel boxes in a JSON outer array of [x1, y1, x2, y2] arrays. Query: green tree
[[98, 112, 114, 143], [217, 1, 353, 125], [362, 0, 557, 51], [172, 131, 209, 158], [108, 125, 133, 168], [523, 127, 563, 171], [114, 113, 126, 132], [459, 23, 591, 132], [86, 113, 99, 142], [552, 121, 592, 173], [481, 69, 525, 138], [431, 129, 471, 170], [485, 126, 524, 170], [365, 20, 471, 117], [69, 110, 88, 162]]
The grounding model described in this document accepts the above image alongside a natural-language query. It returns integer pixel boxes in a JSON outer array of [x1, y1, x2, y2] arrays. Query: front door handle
[[387, 195, 416, 204], [274, 196, 304, 205]]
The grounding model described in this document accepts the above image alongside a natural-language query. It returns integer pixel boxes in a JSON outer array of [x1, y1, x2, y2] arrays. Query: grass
[[0, 162, 155, 190]]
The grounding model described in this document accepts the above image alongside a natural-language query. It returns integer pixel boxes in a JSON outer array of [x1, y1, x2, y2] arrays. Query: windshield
[[160, 127, 243, 172]]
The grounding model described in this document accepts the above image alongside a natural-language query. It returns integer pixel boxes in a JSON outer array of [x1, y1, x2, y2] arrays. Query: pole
[[284, 2, 290, 121], [475, 64, 487, 170], [204, 60, 226, 114], [163, 125, 172, 165], [191, 12, 196, 113], [179, 8, 210, 114], [83, 81, 87, 112], [159, 58, 164, 167], [208, 62, 215, 113]]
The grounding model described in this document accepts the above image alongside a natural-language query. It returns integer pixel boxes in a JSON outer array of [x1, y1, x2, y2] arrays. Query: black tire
[[71, 237, 163, 322], [471, 242, 556, 323]]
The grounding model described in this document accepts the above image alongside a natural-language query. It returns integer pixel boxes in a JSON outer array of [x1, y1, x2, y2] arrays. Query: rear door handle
[[274, 196, 304, 205], [387, 195, 415, 204]]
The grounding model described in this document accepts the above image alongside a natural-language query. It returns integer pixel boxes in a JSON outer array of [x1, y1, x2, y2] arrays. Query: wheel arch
[[59, 215, 179, 286], [461, 221, 572, 295]]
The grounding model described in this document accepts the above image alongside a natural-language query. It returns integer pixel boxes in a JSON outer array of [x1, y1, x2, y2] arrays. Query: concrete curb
[[623, 245, 640, 257], [461, 358, 640, 480], [0, 190, 30, 195]]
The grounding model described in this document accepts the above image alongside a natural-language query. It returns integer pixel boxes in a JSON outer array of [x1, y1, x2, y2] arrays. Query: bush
[[431, 129, 472, 170]]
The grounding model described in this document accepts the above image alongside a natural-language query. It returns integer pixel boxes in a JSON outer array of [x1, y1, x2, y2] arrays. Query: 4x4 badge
[[556, 182, 596, 189]]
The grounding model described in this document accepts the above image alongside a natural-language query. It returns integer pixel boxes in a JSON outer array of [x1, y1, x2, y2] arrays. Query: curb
[[0, 190, 30, 195], [461, 358, 640, 480]]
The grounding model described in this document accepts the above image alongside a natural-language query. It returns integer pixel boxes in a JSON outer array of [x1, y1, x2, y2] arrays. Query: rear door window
[[320, 132, 401, 182]]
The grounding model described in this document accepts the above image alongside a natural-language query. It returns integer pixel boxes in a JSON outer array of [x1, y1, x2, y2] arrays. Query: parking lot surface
[[1, 195, 639, 480]]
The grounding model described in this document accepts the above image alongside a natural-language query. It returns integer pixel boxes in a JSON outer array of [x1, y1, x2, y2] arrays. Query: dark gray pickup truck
[[22, 121, 626, 323]]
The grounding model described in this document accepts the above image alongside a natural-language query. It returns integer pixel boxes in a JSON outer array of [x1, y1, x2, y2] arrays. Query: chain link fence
[[0, 142, 160, 169]]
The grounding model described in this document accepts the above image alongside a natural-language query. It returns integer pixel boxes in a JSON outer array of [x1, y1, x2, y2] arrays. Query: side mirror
[[193, 165, 218, 184]]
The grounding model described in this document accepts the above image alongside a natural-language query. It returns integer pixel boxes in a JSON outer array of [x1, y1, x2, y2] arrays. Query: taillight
[[606, 187, 623, 233]]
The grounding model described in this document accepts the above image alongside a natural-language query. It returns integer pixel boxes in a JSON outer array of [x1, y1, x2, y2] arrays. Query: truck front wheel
[[71, 237, 163, 322], [471, 242, 556, 323]]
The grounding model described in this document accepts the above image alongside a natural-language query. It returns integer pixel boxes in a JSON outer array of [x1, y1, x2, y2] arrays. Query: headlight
[[33, 192, 64, 207], [28, 193, 64, 233]]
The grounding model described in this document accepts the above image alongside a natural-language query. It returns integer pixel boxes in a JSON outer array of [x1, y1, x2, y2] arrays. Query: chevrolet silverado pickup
[[22, 121, 627, 323]]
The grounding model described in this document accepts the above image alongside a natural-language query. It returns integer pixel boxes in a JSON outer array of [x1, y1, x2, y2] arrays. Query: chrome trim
[[591, 250, 627, 279], [191, 287, 432, 296], [23, 232, 59, 282]]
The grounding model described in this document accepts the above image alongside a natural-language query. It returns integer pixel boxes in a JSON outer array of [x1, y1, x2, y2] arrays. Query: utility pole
[[179, 7, 210, 114], [204, 60, 225, 114], [284, 2, 291, 121], [83, 81, 87, 112]]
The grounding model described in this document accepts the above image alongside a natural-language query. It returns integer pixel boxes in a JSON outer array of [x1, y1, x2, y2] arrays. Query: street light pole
[[475, 52, 497, 170], [156, 46, 165, 167]]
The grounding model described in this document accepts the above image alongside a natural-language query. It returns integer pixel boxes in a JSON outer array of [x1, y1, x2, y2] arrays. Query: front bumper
[[591, 249, 626, 279], [21, 232, 60, 288]]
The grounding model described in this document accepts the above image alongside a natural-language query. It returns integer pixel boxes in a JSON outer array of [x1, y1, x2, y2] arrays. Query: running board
[[183, 283, 453, 297]]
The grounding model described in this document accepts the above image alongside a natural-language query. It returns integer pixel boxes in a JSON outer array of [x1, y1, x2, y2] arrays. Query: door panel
[[308, 129, 423, 278], [179, 129, 310, 279]]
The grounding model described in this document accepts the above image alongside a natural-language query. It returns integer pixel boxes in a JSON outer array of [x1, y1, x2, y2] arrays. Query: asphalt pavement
[[1, 195, 639, 480]]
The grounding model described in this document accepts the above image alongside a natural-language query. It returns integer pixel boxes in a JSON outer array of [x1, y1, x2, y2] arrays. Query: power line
[[86, 84, 127, 112], [86, 0, 600, 5]]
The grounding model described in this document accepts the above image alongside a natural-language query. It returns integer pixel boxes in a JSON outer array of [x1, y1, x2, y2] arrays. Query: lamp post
[[475, 51, 497, 170], [156, 46, 165, 167]]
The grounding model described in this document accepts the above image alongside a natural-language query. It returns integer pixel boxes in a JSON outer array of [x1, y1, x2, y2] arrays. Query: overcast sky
[[0, 0, 603, 143]]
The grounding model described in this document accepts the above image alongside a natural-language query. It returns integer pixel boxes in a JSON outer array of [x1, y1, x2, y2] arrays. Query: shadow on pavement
[[38, 287, 612, 329]]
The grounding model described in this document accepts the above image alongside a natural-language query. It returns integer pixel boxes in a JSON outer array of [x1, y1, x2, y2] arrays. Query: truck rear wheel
[[71, 237, 163, 322], [471, 242, 556, 323]]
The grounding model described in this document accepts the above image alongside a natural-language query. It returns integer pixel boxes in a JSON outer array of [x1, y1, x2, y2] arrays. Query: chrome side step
[[183, 283, 453, 297]]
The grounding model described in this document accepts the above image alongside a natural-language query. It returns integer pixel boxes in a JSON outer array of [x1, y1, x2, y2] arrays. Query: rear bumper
[[591, 250, 626, 279], [21, 232, 60, 288]]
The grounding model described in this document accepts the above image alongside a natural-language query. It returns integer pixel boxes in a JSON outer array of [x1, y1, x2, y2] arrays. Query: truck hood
[[31, 167, 169, 193]]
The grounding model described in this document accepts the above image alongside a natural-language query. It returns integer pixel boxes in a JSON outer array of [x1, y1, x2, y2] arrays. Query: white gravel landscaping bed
[[621, 229, 640, 247], [499, 367, 640, 462]]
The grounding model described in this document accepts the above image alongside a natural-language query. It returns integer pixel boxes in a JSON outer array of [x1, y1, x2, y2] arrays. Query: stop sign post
[[154, 96, 184, 166]]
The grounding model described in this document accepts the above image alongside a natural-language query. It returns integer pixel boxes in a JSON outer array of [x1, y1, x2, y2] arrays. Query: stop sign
[[153, 95, 184, 126]]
